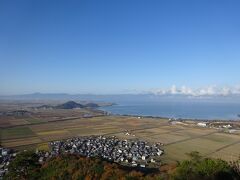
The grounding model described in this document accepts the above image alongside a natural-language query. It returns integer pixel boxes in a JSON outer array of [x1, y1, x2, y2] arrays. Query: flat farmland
[[1, 137, 42, 148], [0, 105, 104, 128], [211, 143, 240, 160], [1, 127, 35, 140], [1, 115, 240, 163], [163, 132, 240, 162]]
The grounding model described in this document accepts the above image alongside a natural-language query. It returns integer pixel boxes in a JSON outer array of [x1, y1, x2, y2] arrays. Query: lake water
[[100, 101, 240, 120]]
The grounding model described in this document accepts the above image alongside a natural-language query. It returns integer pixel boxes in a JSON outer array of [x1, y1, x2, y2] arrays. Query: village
[[49, 136, 164, 168], [0, 136, 164, 178], [0, 147, 16, 179]]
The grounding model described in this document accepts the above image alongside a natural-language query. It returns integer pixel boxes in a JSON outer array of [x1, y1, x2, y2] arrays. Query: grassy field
[[1, 127, 35, 140], [26, 118, 43, 124], [1, 115, 240, 163]]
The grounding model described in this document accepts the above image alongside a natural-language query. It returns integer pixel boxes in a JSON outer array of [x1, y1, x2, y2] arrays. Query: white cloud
[[170, 85, 178, 94], [153, 85, 240, 96], [181, 86, 193, 95]]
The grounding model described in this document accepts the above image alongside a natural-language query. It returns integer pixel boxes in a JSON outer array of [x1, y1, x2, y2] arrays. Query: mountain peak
[[55, 101, 84, 109]]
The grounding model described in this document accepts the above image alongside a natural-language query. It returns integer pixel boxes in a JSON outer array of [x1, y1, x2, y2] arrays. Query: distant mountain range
[[1, 93, 240, 103]]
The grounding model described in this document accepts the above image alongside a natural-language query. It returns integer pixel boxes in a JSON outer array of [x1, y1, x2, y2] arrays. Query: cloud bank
[[152, 85, 240, 96]]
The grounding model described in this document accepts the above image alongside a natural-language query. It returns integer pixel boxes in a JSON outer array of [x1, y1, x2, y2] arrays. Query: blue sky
[[1, 0, 240, 95]]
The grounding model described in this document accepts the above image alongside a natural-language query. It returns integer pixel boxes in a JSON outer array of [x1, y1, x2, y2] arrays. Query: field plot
[[37, 130, 73, 141], [93, 127, 120, 134], [180, 128, 216, 136], [211, 143, 240, 161], [1, 137, 42, 148], [164, 133, 239, 162], [0, 118, 11, 127], [202, 133, 240, 143], [67, 127, 100, 136], [37, 129, 69, 136], [9, 118, 30, 126], [1, 127, 35, 140], [0, 117, 29, 127], [26, 118, 43, 124], [134, 127, 170, 136], [150, 131, 191, 144], [37, 143, 50, 151]]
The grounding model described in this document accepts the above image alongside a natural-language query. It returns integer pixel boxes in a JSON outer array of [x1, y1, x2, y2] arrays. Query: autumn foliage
[[3, 151, 240, 180]]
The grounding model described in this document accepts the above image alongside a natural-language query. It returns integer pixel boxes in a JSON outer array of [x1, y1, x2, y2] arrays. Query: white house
[[197, 122, 207, 127]]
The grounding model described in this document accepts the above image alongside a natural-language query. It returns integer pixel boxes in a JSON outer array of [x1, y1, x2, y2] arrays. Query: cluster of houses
[[0, 147, 16, 178], [198, 122, 235, 130], [0, 136, 164, 178], [49, 136, 164, 168]]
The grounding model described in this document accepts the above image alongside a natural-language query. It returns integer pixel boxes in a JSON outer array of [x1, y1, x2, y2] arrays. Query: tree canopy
[[3, 151, 240, 180]]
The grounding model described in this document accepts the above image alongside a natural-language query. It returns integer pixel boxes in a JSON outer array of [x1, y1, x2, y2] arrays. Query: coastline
[[108, 113, 240, 122], [99, 103, 240, 122]]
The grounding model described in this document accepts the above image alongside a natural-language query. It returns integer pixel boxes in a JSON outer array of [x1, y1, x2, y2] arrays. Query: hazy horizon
[[2, 84, 240, 97]]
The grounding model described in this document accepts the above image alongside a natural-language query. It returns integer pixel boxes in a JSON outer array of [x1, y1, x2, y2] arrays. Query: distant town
[[169, 118, 240, 134]]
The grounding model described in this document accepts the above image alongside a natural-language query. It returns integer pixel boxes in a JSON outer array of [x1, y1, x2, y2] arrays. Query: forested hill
[[37, 101, 100, 110]]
